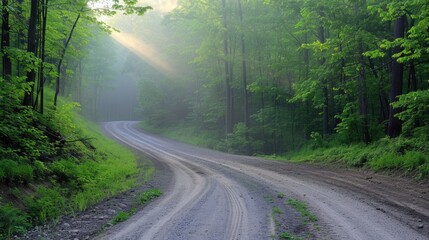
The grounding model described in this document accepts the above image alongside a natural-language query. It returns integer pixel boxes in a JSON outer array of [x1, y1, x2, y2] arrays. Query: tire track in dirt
[[101, 121, 428, 240], [99, 122, 264, 240]]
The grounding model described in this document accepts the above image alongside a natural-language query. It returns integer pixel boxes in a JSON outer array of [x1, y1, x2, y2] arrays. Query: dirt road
[[100, 121, 428, 240]]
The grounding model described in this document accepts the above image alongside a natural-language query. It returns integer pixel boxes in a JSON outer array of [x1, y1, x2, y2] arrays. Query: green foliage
[[25, 187, 66, 224], [111, 211, 131, 224], [139, 189, 162, 205], [287, 137, 429, 178], [0, 204, 30, 239], [334, 103, 362, 143], [221, 123, 262, 154], [392, 90, 429, 138], [0, 161, 33, 184]]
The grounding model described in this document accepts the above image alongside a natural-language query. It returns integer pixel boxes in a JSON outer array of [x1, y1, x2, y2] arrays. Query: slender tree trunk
[[34, 0, 48, 113], [238, 0, 249, 128], [23, 0, 38, 106], [222, 0, 233, 134], [388, 15, 405, 138], [319, 25, 330, 136], [408, 62, 417, 92], [358, 42, 371, 143], [238, 0, 250, 154], [54, 13, 80, 106], [1, 0, 12, 79]]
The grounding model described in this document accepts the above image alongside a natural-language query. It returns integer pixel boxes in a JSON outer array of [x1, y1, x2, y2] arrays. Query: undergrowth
[[0, 85, 143, 238], [285, 137, 429, 179]]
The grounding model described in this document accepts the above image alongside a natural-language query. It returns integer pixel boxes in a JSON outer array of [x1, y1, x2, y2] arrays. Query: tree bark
[[358, 42, 371, 143], [238, 0, 250, 154], [222, 0, 233, 134], [388, 15, 406, 138], [23, 0, 38, 106], [1, 0, 12, 79], [319, 25, 330, 136], [238, 0, 249, 129], [54, 13, 80, 106]]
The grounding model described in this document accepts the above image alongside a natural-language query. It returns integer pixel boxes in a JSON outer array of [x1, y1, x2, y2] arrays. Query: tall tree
[[388, 15, 406, 138], [23, 0, 38, 106], [237, 0, 249, 151], [222, 0, 233, 134], [1, 0, 12, 79]]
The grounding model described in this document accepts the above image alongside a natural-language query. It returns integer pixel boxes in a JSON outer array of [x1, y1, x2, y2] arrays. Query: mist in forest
[[79, 0, 429, 155], [80, 0, 188, 122]]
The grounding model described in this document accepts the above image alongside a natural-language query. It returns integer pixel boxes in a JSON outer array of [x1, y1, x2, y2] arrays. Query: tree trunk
[[54, 13, 80, 106], [23, 0, 38, 106], [319, 25, 330, 136], [238, 0, 250, 154], [1, 0, 12, 79], [388, 15, 405, 138], [358, 43, 371, 143], [222, 0, 233, 134]]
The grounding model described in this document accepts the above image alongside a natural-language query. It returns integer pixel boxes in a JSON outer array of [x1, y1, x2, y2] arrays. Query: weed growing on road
[[278, 231, 303, 240], [139, 189, 163, 205], [277, 193, 286, 199], [272, 206, 283, 216], [287, 198, 317, 224]]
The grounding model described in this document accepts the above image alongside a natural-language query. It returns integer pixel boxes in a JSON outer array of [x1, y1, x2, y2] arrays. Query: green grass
[[272, 206, 283, 216], [139, 189, 163, 205], [111, 211, 132, 224], [267, 137, 429, 179], [287, 198, 318, 223], [0, 89, 152, 237], [139, 122, 219, 149], [278, 232, 303, 240]]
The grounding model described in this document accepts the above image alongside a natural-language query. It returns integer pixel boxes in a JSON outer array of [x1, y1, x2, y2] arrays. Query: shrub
[[0, 204, 30, 239], [25, 187, 66, 223], [0, 160, 33, 184]]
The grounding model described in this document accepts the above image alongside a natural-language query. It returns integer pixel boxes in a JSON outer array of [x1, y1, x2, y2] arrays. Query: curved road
[[99, 121, 428, 240]]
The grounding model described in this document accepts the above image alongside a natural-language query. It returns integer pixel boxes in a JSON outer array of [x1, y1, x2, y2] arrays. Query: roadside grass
[[111, 211, 132, 224], [139, 122, 220, 149], [139, 189, 163, 205], [0, 90, 149, 239], [287, 137, 429, 179], [140, 122, 429, 180]]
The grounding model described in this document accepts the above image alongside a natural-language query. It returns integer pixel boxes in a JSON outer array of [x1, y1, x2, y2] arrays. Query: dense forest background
[[131, 0, 429, 161], [1, 0, 429, 238]]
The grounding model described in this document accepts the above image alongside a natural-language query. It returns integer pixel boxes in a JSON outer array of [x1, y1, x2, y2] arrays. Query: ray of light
[[111, 31, 177, 78]]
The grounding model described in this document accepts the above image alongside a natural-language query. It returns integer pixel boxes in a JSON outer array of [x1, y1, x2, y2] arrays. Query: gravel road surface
[[99, 121, 428, 240]]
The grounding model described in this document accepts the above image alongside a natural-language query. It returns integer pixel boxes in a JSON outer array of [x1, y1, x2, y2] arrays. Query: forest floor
[[16, 121, 429, 240]]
